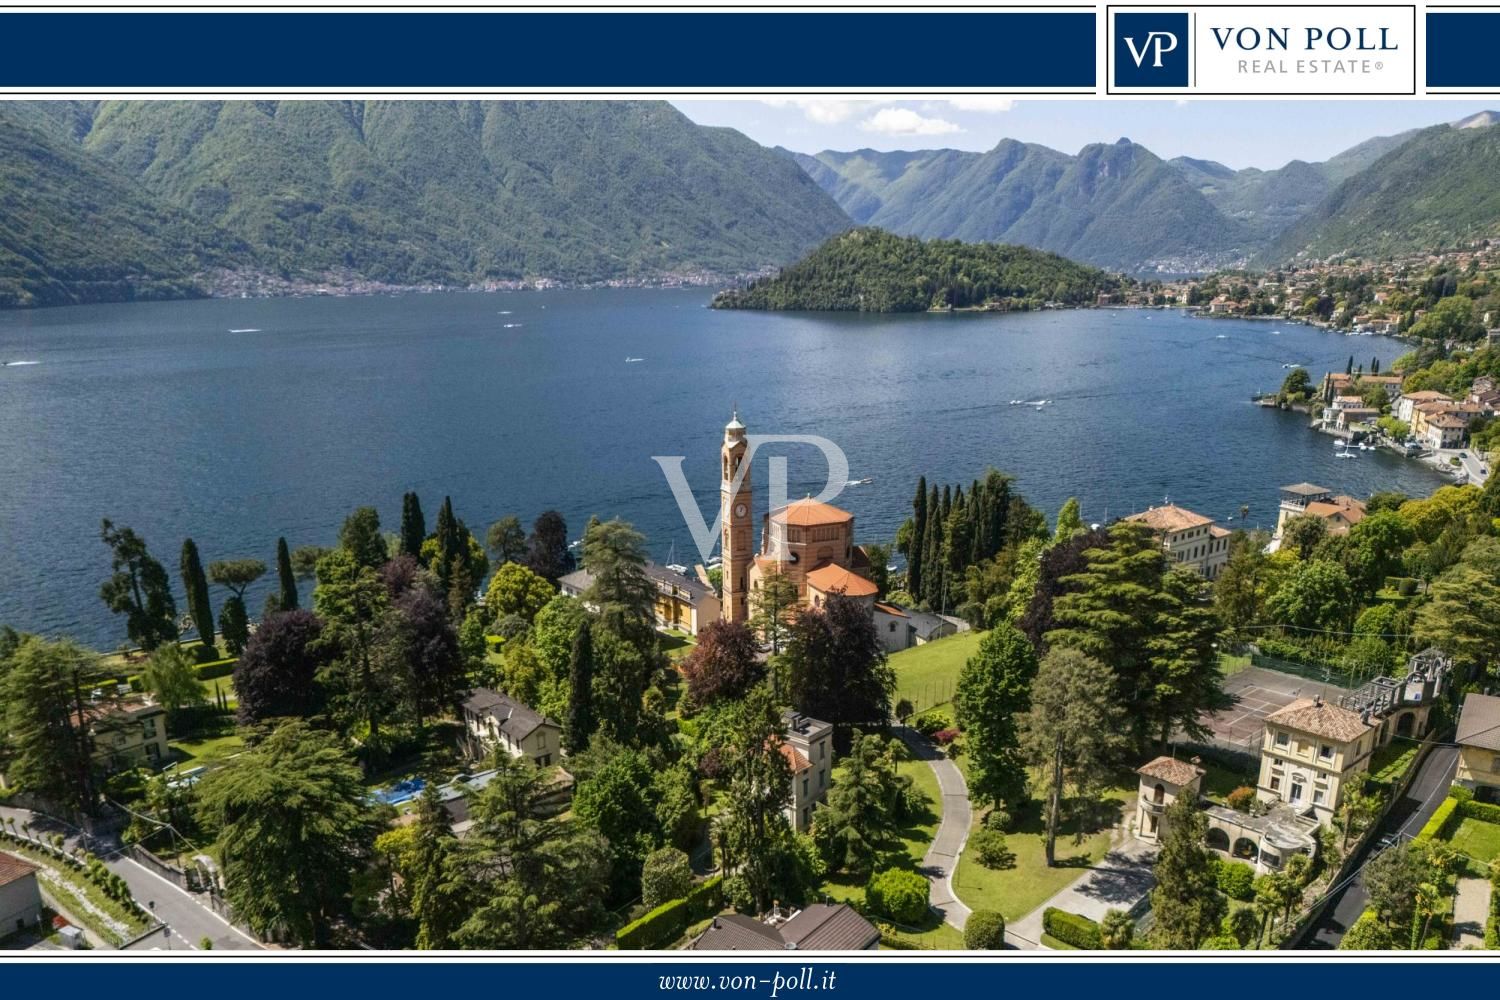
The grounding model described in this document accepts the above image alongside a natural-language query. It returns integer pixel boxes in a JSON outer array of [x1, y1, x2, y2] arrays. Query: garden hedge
[[1043, 907, 1102, 949], [1415, 795, 1462, 842], [1458, 798, 1500, 825], [615, 875, 723, 950]]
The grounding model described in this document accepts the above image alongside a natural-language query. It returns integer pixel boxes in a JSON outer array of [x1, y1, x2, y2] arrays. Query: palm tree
[[1340, 787, 1381, 851]]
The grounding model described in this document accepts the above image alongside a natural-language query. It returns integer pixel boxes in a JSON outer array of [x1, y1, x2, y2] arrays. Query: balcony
[[1140, 798, 1168, 815]]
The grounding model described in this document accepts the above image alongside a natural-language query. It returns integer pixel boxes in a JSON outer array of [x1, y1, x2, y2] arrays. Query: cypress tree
[[941, 483, 953, 524], [180, 538, 217, 656], [275, 537, 299, 611], [400, 492, 426, 558], [1346, 355, 1354, 375], [433, 497, 459, 590], [564, 620, 596, 753], [908, 476, 927, 600], [921, 485, 944, 608]]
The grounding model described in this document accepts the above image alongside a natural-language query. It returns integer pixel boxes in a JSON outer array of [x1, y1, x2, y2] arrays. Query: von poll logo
[[1114, 12, 1190, 87]]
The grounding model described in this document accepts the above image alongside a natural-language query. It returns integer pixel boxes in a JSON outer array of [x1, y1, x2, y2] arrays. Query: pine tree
[[432, 497, 459, 591], [275, 536, 299, 611], [1017, 648, 1127, 865], [400, 492, 426, 559], [99, 519, 178, 651], [180, 538, 217, 656], [908, 476, 927, 600], [564, 621, 596, 753]]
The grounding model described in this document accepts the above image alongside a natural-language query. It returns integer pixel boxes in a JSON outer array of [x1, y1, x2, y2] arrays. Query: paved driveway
[[1007, 839, 1158, 948], [894, 726, 972, 930]]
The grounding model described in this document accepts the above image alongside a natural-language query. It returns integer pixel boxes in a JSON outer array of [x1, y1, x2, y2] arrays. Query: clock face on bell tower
[[720, 411, 752, 624]]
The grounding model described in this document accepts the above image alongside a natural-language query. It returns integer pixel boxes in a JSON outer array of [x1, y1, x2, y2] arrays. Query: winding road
[[895, 725, 973, 931]]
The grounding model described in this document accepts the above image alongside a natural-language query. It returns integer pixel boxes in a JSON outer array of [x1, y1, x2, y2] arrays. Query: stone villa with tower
[[1137, 648, 1452, 873]]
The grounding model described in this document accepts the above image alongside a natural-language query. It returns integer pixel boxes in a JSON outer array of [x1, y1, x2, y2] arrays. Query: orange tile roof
[[804, 564, 878, 598], [1123, 504, 1214, 533], [778, 743, 811, 773], [0, 851, 39, 888], [874, 602, 908, 618], [1136, 756, 1204, 786], [770, 498, 853, 526], [1266, 698, 1371, 743]]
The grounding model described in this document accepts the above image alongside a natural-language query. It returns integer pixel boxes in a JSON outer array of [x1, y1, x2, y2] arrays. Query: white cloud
[[944, 96, 1017, 113], [761, 99, 869, 125], [859, 108, 962, 137]]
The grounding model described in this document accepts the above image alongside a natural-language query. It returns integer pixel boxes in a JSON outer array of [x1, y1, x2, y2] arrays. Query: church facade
[[718, 412, 878, 626]]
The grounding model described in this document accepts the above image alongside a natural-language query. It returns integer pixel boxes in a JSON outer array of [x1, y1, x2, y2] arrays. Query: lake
[[0, 289, 1445, 647]]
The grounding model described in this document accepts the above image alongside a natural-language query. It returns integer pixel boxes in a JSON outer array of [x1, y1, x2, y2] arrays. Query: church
[[718, 411, 878, 626]]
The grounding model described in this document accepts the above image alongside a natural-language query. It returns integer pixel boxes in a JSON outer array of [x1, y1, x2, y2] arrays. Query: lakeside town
[[2, 395, 1499, 955]]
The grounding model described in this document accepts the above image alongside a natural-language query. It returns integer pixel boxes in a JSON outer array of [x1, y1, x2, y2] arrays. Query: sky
[[672, 99, 1499, 170]]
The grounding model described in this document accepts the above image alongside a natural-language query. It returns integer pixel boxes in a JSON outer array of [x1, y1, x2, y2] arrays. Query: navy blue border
[[0, 11, 1095, 89]]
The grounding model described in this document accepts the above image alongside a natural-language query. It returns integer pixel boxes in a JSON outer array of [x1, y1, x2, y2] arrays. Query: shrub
[[865, 868, 930, 926], [894, 699, 915, 722], [1042, 907, 1101, 949], [641, 847, 693, 910], [194, 658, 237, 681], [1200, 934, 1241, 950], [1216, 860, 1256, 901], [1226, 786, 1257, 813], [1100, 909, 1135, 950], [969, 826, 1014, 870], [932, 728, 959, 746], [964, 910, 1006, 950], [1339, 909, 1395, 950], [911, 711, 949, 737]]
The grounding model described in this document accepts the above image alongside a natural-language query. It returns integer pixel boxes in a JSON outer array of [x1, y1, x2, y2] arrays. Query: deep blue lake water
[[0, 289, 1444, 647]]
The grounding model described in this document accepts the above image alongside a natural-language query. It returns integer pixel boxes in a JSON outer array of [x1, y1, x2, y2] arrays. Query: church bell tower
[[720, 410, 752, 623]]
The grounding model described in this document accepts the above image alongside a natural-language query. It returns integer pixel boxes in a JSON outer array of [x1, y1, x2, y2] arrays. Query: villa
[[1258, 696, 1374, 824], [461, 688, 563, 768], [559, 561, 721, 637], [1274, 483, 1366, 540], [86, 695, 170, 772], [1455, 693, 1500, 803], [0, 852, 42, 941], [1122, 503, 1231, 580]]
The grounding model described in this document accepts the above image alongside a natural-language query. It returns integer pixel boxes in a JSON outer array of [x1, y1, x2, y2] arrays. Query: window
[[1269, 775, 1281, 791], [142, 719, 157, 739], [802, 777, 809, 797], [1275, 731, 1289, 748], [819, 770, 826, 789], [1290, 783, 1304, 802], [1313, 789, 1325, 805], [536, 754, 552, 767], [538, 731, 547, 749], [889, 621, 897, 632], [819, 741, 826, 760], [1318, 744, 1333, 761]]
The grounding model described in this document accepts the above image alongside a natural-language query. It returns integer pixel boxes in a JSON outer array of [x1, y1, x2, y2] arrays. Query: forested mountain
[[711, 228, 1120, 313], [789, 118, 1500, 273], [0, 104, 250, 308], [0, 100, 852, 307], [1258, 117, 1500, 264], [789, 139, 1253, 273]]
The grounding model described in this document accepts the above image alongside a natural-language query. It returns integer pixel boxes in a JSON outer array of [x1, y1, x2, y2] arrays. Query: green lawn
[[1367, 742, 1419, 785], [168, 729, 246, 768], [1447, 817, 1500, 876], [891, 630, 985, 715], [660, 629, 696, 662], [952, 782, 1131, 922]]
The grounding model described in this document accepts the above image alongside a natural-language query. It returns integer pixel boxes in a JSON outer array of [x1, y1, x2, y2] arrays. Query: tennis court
[[1200, 665, 1353, 753]]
